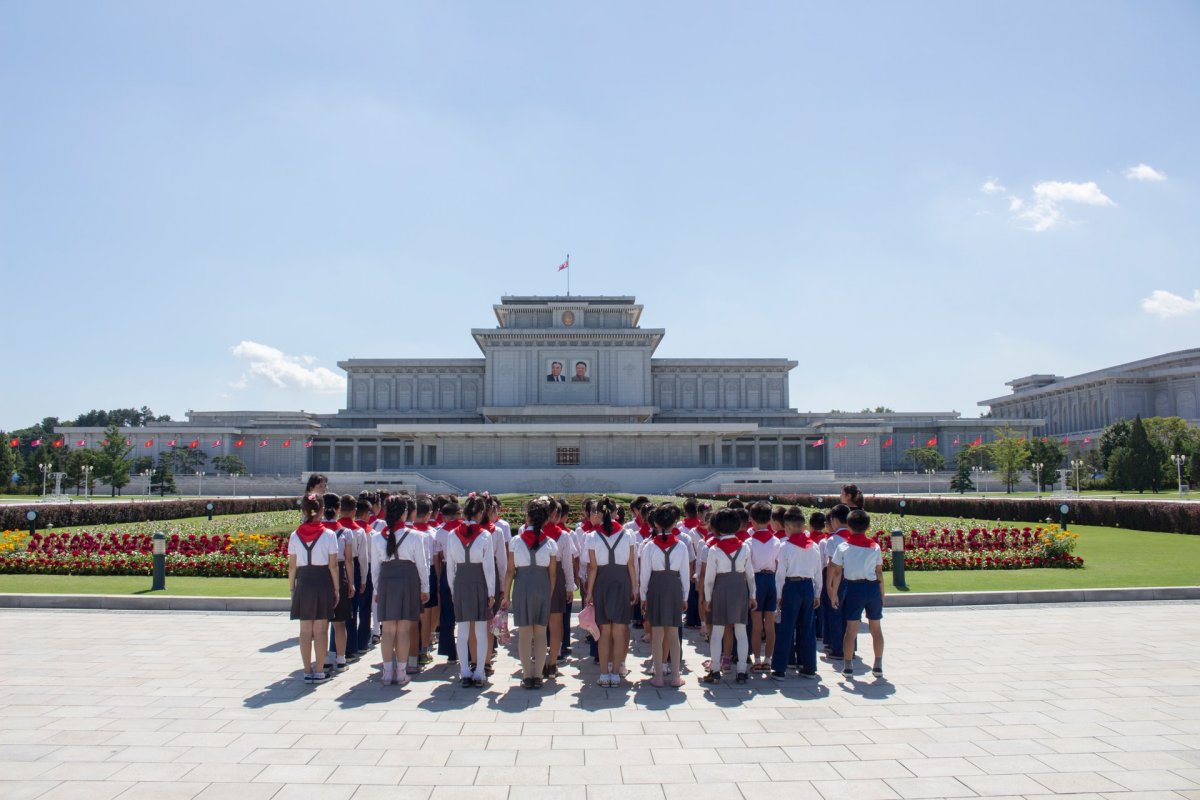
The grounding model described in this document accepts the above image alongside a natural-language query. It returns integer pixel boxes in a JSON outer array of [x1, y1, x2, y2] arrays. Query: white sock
[[407, 656, 418, 667]]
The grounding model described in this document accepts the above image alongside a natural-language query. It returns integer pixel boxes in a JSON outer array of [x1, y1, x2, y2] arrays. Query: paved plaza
[[1, 602, 1199, 800]]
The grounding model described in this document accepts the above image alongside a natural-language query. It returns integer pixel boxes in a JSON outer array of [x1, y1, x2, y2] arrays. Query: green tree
[[95, 424, 133, 497], [988, 425, 1030, 493], [1026, 438, 1066, 490], [903, 446, 945, 472], [64, 449, 100, 494], [151, 464, 177, 496], [1122, 415, 1160, 493], [160, 445, 208, 476], [212, 454, 248, 475], [948, 457, 975, 493], [1099, 418, 1132, 466]]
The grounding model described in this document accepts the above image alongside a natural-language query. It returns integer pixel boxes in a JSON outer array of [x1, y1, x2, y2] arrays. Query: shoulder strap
[[601, 532, 620, 561], [300, 535, 318, 566], [394, 529, 410, 556]]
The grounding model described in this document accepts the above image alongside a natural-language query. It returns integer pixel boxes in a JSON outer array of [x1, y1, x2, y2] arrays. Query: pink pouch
[[578, 602, 600, 639], [490, 609, 511, 645]]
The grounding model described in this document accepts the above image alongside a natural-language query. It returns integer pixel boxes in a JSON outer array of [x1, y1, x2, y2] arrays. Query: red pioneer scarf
[[712, 536, 743, 557], [787, 532, 813, 549], [653, 533, 679, 552], [846, 533, 878, 549], [295, 521, 327, 544], [682, 517, 702, 530], [456, 522, 484, 548], [751, 529, 774, 544]]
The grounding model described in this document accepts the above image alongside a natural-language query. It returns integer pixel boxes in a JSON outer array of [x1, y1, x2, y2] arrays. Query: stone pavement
[[1, 603, 1198, 800]]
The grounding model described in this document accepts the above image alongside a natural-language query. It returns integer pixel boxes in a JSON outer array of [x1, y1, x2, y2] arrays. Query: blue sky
[[2, 2, 1197, 430]]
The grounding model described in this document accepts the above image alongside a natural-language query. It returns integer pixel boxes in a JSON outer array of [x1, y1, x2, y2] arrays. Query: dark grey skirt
[[646, 569, 684, 628], [594, 562, 632, 626], [512, 565, 551, 627], [550, 557, 569, 614], [376, 558, 421, 622], [709, 571, 750, 626], [453, 562, 491, 622], [291, 564, 335, 621]]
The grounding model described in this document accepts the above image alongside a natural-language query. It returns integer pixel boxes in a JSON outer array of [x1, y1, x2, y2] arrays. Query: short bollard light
[[1059, 503, 1070, 532], [205, 501, 215, 521], [898, 499, 907, 522], [26, 510, 38, 537], [151, 531, 167, 591], [890, 528, 908, 590]]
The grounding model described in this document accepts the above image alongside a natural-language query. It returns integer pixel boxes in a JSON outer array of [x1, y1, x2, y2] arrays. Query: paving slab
[[0, 602, 1197, 799]]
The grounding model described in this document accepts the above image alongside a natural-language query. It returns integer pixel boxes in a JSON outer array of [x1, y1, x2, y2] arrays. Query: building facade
[[980, 348, 1200, 437], [60, 296, 1035, 494]]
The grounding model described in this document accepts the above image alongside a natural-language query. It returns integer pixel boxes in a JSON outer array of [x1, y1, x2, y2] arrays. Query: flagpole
[[566, 253, 570, 297]]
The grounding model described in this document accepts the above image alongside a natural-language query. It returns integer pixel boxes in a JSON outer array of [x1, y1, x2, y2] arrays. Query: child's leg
[[868, 619, 884, 667], [709, 625, 725, 673], [380, 620, 396, 666], [650, 627, 666, 684], [455, 624, 473, 678], [314, 621, 330, 673], [842, 620, 861, 671], [518, 626, 534, 678], [532, 625, 549, 676], [598, 624, 613, 675], [299, 621, 314, 673], [771, 584, 799, 675], [612, 624, 630, 675], [547, 613, 563, 671], [666, 629, 683, 686], [334, 621, 347, 659], [733, 623, 749, 673], [472, 622, 488, 680], [750, 613, 765, 663], [764, 610, 776, 663], [723, 625, 734, 660]]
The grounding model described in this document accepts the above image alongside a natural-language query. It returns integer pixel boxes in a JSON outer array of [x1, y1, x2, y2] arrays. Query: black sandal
[[736, 672, 748, 684], [532, 677, 544, 689], [460, 677, 473, 688], [521, 677, 535, 690], [699, 671, 722, 684]]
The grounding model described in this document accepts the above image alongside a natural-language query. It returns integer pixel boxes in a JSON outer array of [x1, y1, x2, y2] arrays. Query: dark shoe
[[472, 677, 485, 688], [699, 671, 722, 684], [521, 677, 535, 690], [770, 671, 786, 682], [736, 672, 748, 684], [484, 662, 494, 676], [460, 677, 473, 688], [532, 677, 545, 689]]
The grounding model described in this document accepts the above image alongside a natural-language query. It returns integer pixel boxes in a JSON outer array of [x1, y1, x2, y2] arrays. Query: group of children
[[285, 477, 887, 687]]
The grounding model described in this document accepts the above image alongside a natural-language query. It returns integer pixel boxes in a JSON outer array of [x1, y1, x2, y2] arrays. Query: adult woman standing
[[501, 498, 558, 689], [584, 497, 637, 687], [371, 495, 429, 686], [288, 494, 339, 684]]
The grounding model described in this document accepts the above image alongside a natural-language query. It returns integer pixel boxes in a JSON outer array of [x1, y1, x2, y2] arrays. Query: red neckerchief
[[787, 532, 813, 549], [682, 517, 702, 530], [653, 533, 679, 552], [713, 536, 743, 557], [736, 530, 750, 543], [321, 520, 339, 532], [847, 533, 878, 549], [336, 517, 356, 532], [389, 521, 407, 535], [433, 513, 444, 526], [441, 520, 463, 535], [519, 528, 543, 550], [774, 531, 787, 539], [693, 525, 709, 539], [751, 529, 774, 544], [581, 520, 594, 533], [295, 521, 326, 544], [456, 522, 483, 548], [354, 519, 370, 530], [596, 521, 621, 536], [411, 522, 431, 532], [542, 523, 563, 541], [484, 521, 496, 533], [809, 530, 828, 542], [637, 520, 652, 539]]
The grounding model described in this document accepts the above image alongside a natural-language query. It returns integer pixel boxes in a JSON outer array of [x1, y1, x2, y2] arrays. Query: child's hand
[[774, 610, 782, 624], [748, 598, 758, 612], [420, 592, 429, 604]]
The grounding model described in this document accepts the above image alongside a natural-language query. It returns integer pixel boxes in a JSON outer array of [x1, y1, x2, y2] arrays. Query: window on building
[[556, 447, 580, 466], [423, 445, 437, 466]]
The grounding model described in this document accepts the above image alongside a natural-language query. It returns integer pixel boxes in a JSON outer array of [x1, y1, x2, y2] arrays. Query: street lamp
[[39, 462, 51, 496], [1171, 454, 1189, 497], [1070, 459, 1083, 495], [142, 469, 152, 497], [893, 471, 901, 494], [925, 468, 935, 494], [1032, 462, 1044, 498], [196, 471, 204, 496], [81, 464, 93, 499]]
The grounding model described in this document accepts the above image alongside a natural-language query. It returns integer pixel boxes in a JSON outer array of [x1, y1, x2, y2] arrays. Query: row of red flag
[[8, 437, 314, 450], [810, 434, 1091, 449]]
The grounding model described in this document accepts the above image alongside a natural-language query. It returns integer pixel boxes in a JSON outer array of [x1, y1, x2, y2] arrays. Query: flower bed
[[870, 523, 1083, 570]]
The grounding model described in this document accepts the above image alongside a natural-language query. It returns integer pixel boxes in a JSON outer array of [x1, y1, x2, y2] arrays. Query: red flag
[[305, 440, 313, 448], [1040, 437, 1048, 443], [167, 439, 177, 447], [125, 438, 132, 446], [811, 438, 825, 447], [31, 438, 42, 447], [188, 440, 199, 449], [282, 439, 292, 448], [75, 439, 86, 447], [258, 440, 267, 448], [52, 440, 63, 449], [1084, 436, 1092, 444], [926, 436, 937, 447], [557, 255, 569, 271], [858, 438, 869, 446], [211, 439, 221, 448], [234, 439, 245, 448], [953, 436, 960, 447], [101, 439, 108, 446], [8, 438, 17, 448], [881, 437, 893, 449], [1061, 437, 1069, 445], [909, 436, 916, 446], [143, 440, 154, 448], [971, 436, 982, 446], [834, 437, 848, 449]]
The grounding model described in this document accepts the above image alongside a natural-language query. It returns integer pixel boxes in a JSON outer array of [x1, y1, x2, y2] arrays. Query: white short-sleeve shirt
[[832, 540, 883, 581], [588, 528, 635, 566], [288, 529, 339, 566], [510, 533, 559, 569], [639, 538, 690, 602]]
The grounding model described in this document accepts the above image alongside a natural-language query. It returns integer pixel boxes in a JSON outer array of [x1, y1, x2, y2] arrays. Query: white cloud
[[1124, 163, 1166, 182], [230, 341, 346, 393], [981, 179, 1006, 195], [1002, 179, 1115, 232], [1141, 289, 1200, 319]]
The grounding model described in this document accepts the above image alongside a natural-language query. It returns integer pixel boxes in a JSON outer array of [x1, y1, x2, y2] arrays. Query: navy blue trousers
[[436, 565, 457, 659], [355, 567, 373, 653], [824, 580, 847, 658], [773, 579, 816, 675]]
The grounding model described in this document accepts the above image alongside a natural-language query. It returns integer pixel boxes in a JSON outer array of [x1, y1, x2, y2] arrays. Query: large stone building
[[60, 295, 1033, 494], [980, 348, 1200, 437]]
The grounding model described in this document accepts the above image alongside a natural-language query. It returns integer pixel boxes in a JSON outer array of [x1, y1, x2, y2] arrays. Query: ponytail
[[526, 498, 551, 551], [384, 496, 407, 558], [596, 496, 617, 535]]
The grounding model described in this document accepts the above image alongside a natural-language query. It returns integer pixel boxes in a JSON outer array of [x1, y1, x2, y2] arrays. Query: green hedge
[[1, 497, 298, 531], [683, 493, 1199, 535]]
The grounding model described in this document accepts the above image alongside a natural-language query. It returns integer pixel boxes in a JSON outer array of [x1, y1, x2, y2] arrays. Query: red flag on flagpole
[[953, 436, 960, 447], [834, 437, 848, 449], [8, 438, 18, 448], [282, 439, 292, 448], [211, 439, 221, 448], [926, 436, 938, 447], [1083, 436, 1092, 444], [258, 440, 267, 448], [125, 438, 132, 446], [881, 437, 893, 449], [167, 439, 177, 447], [188, 440, 199, 449], [971, 436, 982, 446], [557, 255, 569, 271], [1061, 436, 1069, 445], [31, 438, 42, 447], [143, 440, 154, 448], [858, 438, 869, 446], [52, 440, 63, 449], [909, 436, 916, 446], [234, 439, 245, 448], [811, 438, 825, 447], [305, 440, 313, 448], [75, 439, 86, 447]]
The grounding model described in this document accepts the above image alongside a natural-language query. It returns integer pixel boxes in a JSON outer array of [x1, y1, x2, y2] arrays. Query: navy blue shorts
[[424, 566, 439, 608], [754, 572, 778, 613], [842, 581, 883, 622]]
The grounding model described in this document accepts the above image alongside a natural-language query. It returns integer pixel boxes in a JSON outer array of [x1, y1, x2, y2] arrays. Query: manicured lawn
[[0, 574, 289, 597], [893, 523, 1200, 592]]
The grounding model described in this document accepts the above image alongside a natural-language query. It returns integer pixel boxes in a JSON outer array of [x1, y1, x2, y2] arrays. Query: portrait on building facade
[[546, 358, 591, 383]]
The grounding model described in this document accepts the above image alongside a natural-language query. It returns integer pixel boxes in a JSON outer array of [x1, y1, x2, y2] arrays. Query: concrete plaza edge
[[1, 585, 1197, 611]]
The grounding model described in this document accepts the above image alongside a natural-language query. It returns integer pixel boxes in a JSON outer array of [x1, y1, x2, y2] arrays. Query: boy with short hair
[[771, 506, 823, 679], [829, 509, 885, 679]]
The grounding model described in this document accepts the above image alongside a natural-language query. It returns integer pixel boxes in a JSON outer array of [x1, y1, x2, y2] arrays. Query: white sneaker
[[381, 663, 393, 685]]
